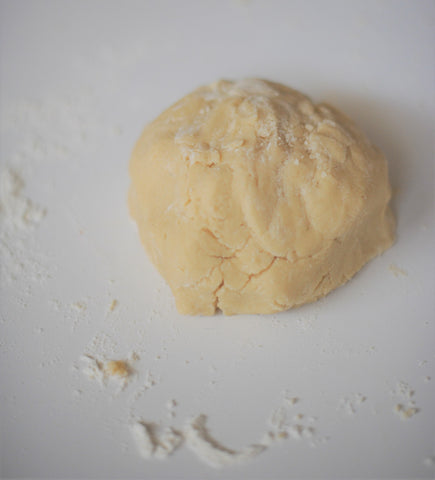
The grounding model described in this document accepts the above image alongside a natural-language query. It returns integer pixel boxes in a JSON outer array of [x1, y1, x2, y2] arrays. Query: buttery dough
[[129, 79, 395, 315]]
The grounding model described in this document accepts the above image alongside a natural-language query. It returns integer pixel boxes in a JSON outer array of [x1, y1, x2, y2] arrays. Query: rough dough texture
[[129, 79, 395, 315]]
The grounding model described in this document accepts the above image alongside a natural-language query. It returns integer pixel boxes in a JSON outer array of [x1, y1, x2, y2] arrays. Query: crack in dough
[[129, 79, 395, 315]]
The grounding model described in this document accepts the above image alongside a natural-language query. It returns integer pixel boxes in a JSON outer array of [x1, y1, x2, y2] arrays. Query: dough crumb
[[284, 394, 299, 406], [105, 360, 130, 378], [393, 404, 420, 420], [389, 263, 408, 277], [391, 381, 420, 421], [108, 299, 118, 312], [72, 301, 87, 312], [80, 354, 136, 390]]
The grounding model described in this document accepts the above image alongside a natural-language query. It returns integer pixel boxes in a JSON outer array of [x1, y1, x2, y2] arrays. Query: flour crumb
[[144, 370, 159, 389], [129, 351, 140, 362], [287, 424, 304, 439], [131, 422, 184, 459], [81, 355, 106, 385], [389, 263, 408, 277], [283, 394, 299, 406], [394, 381, 415, 400], [166, 399, 178, 419], [275, 431, 289, 440], [391, 381, 420, 421], [267, 394, 325, 448], [269, 406, 287, 429], [49, 299, 62, 312], [424, 376, 431, 383], [338, 393, 367, 416], [393, 404, 420, 421], [72, 301, 87, 312], [129, 371, 159, 405]]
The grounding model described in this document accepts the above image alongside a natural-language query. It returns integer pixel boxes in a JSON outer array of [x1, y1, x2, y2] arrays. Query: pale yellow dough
[[129, 79, 395, 315]]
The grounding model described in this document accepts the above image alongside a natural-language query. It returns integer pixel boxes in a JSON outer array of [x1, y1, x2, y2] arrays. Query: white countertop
[[1, 1, 434, 478]]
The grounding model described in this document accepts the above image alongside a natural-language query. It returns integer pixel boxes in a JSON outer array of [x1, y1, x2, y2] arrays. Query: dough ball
[[129, 79, 395, 315]]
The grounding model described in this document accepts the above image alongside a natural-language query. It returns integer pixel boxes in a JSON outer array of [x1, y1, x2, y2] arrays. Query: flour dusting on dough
[[129, 78, 395, 315]]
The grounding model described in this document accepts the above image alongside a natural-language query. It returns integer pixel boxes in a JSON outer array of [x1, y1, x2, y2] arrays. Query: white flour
[[131, 422, 184, 460], [338, 393, 367, 416], [130, 414, 267, 468], [183, 414, 266, 468], [0, 168, 47, 285], [0, 168, 46, 230], [166, 399, 177, 419], [129, 395, 328, 469]]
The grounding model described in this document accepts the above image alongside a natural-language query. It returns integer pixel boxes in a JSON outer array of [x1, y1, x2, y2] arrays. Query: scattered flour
[[129, 392, 331, 469], [0, 168, 48, 285], [144, 370, 159, 389], [166, 399, 177, 419], [391, 381, 420, 421], [128, 370, 161, 407], [394, 381, 415, 401], [81, 355, 106, 385], [286, 424, 315, 441], [338, 393, 367, 416], [130, 396, 329, 470], [0, 168, 46, 230], [131, 414, 267, 468], [71, 301, 87, 313], [283, 394, 299, 406], [269, 405, 288, 430], [131, 422, 184, 459], [393, 404, 420, 421], [266, 394, 327, 448]]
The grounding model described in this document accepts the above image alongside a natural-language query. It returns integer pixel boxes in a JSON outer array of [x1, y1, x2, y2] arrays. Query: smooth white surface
[[0, 1, 434, 478]]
